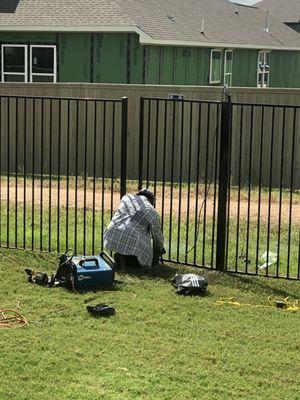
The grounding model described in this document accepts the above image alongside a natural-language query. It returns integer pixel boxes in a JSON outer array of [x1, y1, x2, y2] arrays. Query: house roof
[[256, 0, 300, 23], [0, 0, 300, 50]]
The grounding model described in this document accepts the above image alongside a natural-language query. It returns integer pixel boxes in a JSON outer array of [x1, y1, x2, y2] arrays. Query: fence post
[[138, 97, 144, 190], [120, 96, 128, 199], [216, 96, 232, 271]]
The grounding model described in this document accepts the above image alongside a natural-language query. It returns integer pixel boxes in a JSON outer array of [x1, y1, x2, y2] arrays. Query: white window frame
[[257, 50, 270, 88], [30, 45, 57, 83], [224, 49, 233, 87], [1, 44, 28, 83], [209, 49, 222, 84]]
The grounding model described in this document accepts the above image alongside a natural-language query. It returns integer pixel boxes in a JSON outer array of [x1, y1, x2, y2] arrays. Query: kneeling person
[[103, 189, 164, 268]]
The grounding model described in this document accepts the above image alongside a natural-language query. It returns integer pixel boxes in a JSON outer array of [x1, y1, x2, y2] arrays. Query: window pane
[[265, 52, 270, 66], [3, 46, 25, 73], [32, 47, 54, 74], [263, 72, 269, 87], [258, 61, 264, 72], [32, 75, 54, 83], [225, 51, 233, 74], [258, 72, 263, 87], [4, 74, 25, 82], [225, 73, 232, 86], [258, 52, 265, 64], [211, 51, 221, 82]]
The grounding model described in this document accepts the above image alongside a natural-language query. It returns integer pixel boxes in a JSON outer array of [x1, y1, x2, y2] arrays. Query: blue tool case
[[71, 252, 115, 290]]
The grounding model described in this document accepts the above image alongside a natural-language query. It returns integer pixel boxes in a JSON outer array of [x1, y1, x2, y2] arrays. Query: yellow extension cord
[[216, 297, 300, 312]]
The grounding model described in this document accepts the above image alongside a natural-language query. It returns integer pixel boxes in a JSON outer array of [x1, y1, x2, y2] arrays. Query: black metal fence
[[139, 96, 300, 280], [0, 92, 299, 280], [0, 94, 128, 255]]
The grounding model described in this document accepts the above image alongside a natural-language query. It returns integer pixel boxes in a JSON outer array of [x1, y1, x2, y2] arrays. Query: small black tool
[[86, 304, 116, 317]]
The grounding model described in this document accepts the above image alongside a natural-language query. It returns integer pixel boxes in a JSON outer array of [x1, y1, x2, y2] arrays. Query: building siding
[[270, 51, 300, 88], [0, 31, 300, 87], [232, 49, 257, 87]]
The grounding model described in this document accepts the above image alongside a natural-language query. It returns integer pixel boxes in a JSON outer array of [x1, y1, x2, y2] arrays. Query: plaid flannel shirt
[[103, 194, 164, 266]]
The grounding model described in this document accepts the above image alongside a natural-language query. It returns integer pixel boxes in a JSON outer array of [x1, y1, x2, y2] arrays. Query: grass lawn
[[0, 201, 299, 278], [1, 248, 300, 400]]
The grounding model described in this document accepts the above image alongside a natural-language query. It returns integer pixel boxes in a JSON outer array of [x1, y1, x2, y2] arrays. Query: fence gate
[[0, 94, 128, 255], [139, 96, 300, 280], [139, 96, 222, 270]]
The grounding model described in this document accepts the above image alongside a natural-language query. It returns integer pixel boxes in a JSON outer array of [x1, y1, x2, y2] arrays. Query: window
[[224, 50, 233, 86], [30, 45, 56, 82], [257, 51, 270, 88], [1, 44, 57, 83], [1, 45, 27, 82], [210, 50, 222, 84]]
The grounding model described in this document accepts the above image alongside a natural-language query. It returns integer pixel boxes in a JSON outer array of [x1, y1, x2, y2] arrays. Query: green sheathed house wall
[[232, 49, 257, 87], [0, 31, 300, 87], [59, 33, 91, 82], [0, 31, 57, 43], [93, 33, 128, 84], [270, 51, 300, 88]]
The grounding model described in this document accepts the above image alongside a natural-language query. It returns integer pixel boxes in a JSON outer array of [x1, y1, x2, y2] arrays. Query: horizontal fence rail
[[0, 94, 128, 255]]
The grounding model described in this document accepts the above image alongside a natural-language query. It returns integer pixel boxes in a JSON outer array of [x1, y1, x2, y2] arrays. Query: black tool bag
[[172, 273, 208, 295]]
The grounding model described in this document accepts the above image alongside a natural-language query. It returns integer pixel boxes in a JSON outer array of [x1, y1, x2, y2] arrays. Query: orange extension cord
[[0, 309, 28, 329]]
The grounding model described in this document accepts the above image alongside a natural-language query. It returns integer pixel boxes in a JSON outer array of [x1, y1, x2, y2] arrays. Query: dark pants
[[114, 253, 141, 268], [114, 253, 160, 268]]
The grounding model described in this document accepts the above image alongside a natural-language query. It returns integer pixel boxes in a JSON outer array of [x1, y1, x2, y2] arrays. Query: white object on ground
[[259, 251, 277, 270]]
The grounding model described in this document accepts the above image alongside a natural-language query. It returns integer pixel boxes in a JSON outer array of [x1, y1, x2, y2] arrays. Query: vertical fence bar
[[287, 108, 297, 278], [92, 100, 97, 254], [7, 98, 10, 248], [110, 102, 115, 218], [101, 102, 106, 251], [168, 101, 176, 260], [225, 104, 233, 270], [31, 99, 35, 250], [185, 102, 193, 263], [211, 104, 220, 267], [154, 100, 159, 197], [266, 106, 275, 276], [40, 99, 44, 251], [83, 101, 88, 255], [57, 100, 61, 253], [48, 99, 53, 252], [74, 100, 79, 254], [202, 103, 211, 266], [194, 103, 202, 265], [120, 97, 128, 199], [235, 105, 244, 271], [216, 97, 231, 272], [66, 100, 70, 251], [138, 97, 144, 191], [255, 106, 265, 272], [245, 105, 254, 273], [161, 100, 167, 231], [146, 99, 151, 188], [23, 99, 27, 249], [276, 107, 286, 277], [177, 101, 184, 262], [15, 98, 18, 248]]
